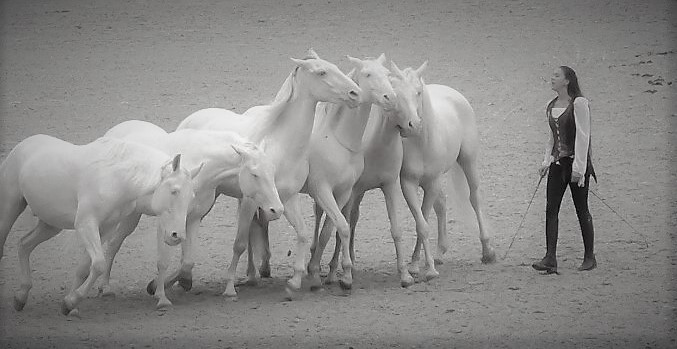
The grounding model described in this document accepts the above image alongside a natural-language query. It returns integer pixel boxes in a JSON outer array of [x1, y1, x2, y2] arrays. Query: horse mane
[[89, 137, 166, 193]]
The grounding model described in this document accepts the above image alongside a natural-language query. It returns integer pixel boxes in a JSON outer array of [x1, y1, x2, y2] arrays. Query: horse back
[[104, 120, 169, 146]]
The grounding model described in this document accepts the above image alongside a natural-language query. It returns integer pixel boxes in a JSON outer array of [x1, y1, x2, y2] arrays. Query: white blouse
[[543, 97, 591, 176]]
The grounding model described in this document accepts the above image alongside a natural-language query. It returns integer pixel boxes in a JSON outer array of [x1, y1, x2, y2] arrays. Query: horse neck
[[370, 107, 402, 145], [166, 131, 241, 190], [264, 85, 319, 159], [330, 102, 373, 153]]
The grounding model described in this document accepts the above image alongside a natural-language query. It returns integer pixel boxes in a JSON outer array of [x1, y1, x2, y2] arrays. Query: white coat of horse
[[177, 49, 362, 297], [0, 135, 199, 314], [322, 75, 424, 288], [303, 54, 398, 291], [394, 62, 497, 278], [102, 120, 283, 307]]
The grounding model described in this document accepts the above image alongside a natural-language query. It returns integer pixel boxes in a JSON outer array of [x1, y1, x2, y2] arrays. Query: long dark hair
[[560, 65, 583, 99]]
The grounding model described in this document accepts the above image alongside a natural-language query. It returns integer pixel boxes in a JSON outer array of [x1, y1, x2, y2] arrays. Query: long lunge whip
[[589, 188, 649, 249], [504, 174, 545, 260]]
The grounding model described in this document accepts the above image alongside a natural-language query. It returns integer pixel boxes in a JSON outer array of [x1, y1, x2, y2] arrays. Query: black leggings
[[545, 157, 594, 257]]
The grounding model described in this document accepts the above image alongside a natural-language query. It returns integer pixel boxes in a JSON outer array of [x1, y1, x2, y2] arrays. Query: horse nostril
[[383, 94, 390, 101], [349, 90, 359, 99], [270, 207, 277, 214], [409, 121, 414, 128], [171, 232, 178, 239]]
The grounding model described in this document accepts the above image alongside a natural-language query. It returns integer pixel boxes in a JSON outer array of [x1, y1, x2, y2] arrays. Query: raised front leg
[[282, 194, 312, 298], [62, 217, 107, 315], [401, 178, 439, 281], [99, 213, 142, 297], [224, 198, 257, 297], [14, 221, 61, 311], [312, 187, 354, 292], [246, 217, 270, 283], [382, 182, 414, 287]]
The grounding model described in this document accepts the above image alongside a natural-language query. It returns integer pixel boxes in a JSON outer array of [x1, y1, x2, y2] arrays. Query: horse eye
[[252, 173, 260, 178], [171, 189, 179, 195], [366, 73, 371, 78], [317, 70, 327, 76]]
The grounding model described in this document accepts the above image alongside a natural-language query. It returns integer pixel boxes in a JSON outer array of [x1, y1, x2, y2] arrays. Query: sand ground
[[0, 0, 675, 348]]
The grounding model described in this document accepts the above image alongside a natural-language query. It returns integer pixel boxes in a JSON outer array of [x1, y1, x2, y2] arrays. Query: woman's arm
[[543, 106, 554, 167], [572, 97, 591, 178]]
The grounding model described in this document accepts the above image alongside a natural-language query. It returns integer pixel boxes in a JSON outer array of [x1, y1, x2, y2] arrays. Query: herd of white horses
[[0, 49, 497, 316]]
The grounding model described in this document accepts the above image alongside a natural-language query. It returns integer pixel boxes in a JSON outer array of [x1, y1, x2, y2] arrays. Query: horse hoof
[[60, 300, 74, 316], [98, 286, 116, 298], [67, 308, 81, 318], [481, 250, 497, 264], [156, 299, 172, 310], [338, 280, 352, 291], [146, 280, 157, 295], [13, 297, 26, 312], [246, 277, 259, 287], [284, 285, 301, 301], [401, 275, 415, 288], [223, 287, 238, 298], [178, 277, 193, 292], [408, 265, 421, 276], [424, 269, 440, 281], [259, 268, 271, 279]]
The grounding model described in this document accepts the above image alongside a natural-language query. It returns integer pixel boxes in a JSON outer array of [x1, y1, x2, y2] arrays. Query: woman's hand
[[539, 164, 549, 178], [571, 171, 585, 187]]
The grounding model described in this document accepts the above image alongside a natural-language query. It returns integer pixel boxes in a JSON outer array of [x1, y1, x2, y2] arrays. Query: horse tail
[[445, 163, 477, 230], [0, 142, 29, 259]]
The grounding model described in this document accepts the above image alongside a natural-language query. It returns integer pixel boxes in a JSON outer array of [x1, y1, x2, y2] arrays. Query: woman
[[532, 66, 597, 274]]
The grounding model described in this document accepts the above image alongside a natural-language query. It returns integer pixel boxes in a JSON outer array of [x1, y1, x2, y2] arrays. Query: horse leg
[[307, 193, 337, 289], [62, 217, 106, 315], [310, 201, 324, 258], [224, 198, 256, 297], [0, 193, 27, 261], [283, 194, 312, 297], [246, 219, 268, 285], [151, 227, 173, 310], [174, 215, 200, 291], [382, 182, 414, 287], [325, 195, 358, 285], [14, 220, 61, 311], [256, 218, 272, 278], [401, 178, 439, 281], [457, 155, 496, 263], [100, 213, 141, 297], [316, 187, 354, 291], [433, 186, 449, 265]]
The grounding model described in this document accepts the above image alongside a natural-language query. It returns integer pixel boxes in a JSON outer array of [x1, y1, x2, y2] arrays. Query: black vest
[[547, 97, 596, 180]]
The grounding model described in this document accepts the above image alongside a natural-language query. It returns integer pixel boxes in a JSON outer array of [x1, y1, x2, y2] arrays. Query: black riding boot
[[577, 213, 596, 271], [533, 215, 558, 274]]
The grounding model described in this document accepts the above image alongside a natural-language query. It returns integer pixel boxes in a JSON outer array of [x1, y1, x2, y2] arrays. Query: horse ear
[[290, 57, 310, 68], [172, 154, 181, 172], [231, 143, 255, 160], [190, 162, 205, 179], [346, 68, 356, 79], [390, 60, 405, 77], [376, 53, 387, 66], [306, 48, 320, 59], [414, 61, 428, 77], [346, 55, 362, 68]]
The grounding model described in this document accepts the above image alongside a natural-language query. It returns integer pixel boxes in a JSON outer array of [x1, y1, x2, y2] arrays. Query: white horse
[[102, 120, 283, 307], [303, 54, 398, 291], [394, 62, 497, 277], [0, 135, 199, 314], [321, 72, 424, 288], [177, 49, 362, 297]]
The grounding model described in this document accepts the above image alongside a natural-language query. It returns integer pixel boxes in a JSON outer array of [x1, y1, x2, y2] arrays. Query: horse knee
[[233, 240, 247, 255], [90, 257, 106, 276]]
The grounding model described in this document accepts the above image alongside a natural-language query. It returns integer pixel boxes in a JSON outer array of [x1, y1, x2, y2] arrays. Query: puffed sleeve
[[543, 103, 554, 166], [572, 97, 590, 176]]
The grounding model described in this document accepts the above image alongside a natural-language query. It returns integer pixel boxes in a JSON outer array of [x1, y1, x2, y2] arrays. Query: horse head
[[346, 53, 397, 110], [387, 60, 426, 137], [152, 154, 202, 246], [231, 142, 284, 222], [290, 48, 362, 108]]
